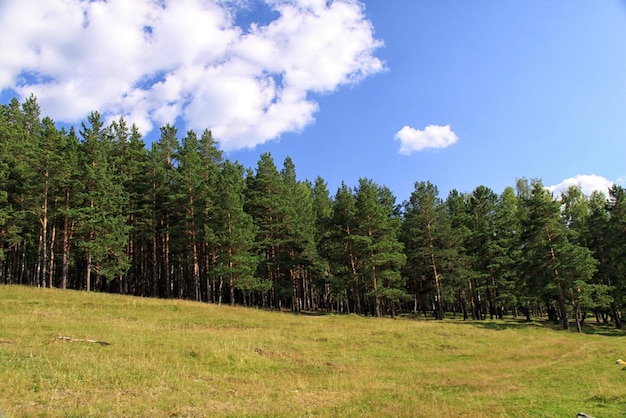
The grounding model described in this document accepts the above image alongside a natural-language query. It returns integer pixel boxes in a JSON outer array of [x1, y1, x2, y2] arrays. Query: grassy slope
[[0, 285, 625, 417]]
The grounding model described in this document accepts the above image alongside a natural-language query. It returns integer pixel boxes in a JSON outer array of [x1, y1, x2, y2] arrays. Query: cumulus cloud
[[394, 124, 458, 155], [0, 0, 383, 150], [547, 174, 615, 197]]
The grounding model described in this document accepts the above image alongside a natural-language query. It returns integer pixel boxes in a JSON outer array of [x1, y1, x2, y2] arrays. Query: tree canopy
[[1, 96, 622, 331]]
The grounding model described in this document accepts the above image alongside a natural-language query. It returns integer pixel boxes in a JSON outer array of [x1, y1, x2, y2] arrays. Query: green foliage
[[77, 111, 131, 288], [518, 180, 598, 330], [214, 160, 261, 304], [245, 153, 290, 304], [400, 181, 452, 319], [0, 95, 624, 330], [354, 178, 406, 316]]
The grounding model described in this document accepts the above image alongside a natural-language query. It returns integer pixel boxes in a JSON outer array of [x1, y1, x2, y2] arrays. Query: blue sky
[[1, 0, 625, 202]]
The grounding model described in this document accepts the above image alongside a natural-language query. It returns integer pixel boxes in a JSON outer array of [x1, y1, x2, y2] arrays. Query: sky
[[1, 0, 625, 203]]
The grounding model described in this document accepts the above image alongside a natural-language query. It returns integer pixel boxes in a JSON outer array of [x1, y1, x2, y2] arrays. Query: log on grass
[[57, 335, 110, 346]]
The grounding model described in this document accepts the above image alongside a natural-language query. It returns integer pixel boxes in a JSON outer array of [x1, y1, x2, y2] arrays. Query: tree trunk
[[546, 226, 568, 330], [370, 262, 381, 317], [152, 219, 158, 297], [86, 252, 91, 292], [229, 273, 235, 306], [611, 303, 622, 329], [607, 277, 622, 329], [569, 288, 583, 333], [346, 225, 361, 314], [427, 222, 444, 320], [164, 220, 170, 298], [490, 271, 501, 319], [366, 227, 381, 318], [61, 187, 71, 290], [48, 223, 55, 288], [557, 286, 569, 331], [188, 194, 201, 302], [41, 187, 48, 287]]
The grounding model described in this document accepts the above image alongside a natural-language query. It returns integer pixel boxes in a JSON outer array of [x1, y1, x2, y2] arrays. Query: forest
[[1, 95, 625, 332]]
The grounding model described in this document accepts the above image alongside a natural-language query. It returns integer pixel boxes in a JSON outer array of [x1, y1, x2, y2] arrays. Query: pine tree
[[491, 187, 521, 317], [175, 130, 205, 301], [519, 180, 596, 331], [57, 127, 82, 290], [110, 118, 151, 294], [3, 97, 38, 285], [327, 182, 360, 313], [35, 116, 63, 288], [311, 176, 333, 311], [560, 185, 591, 249], [605, 185, 626, 326], [0, 105, 15, 272], [245, 153, 290, 308], [148, 124, 180, 297], [443, 189, 473, 319], [214, 160, 261, 306], [466, 186, 500, 319], [198, 129, 223, 302], [78, 112, 130, 291], [353, 178, 406, 317], [280, 157, 319, 312], [401, 181, 452, 319], [559, 186, 609, 324], [0, 98, 22, 283]]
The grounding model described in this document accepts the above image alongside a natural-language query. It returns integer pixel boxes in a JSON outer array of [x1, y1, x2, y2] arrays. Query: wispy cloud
[[547, 174, 615, 197], [0, 0, 383, 151], [394, 124, 458, 155]]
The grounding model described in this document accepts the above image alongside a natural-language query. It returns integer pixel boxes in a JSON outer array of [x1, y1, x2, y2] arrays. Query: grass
[[1, 285, 625, 417]]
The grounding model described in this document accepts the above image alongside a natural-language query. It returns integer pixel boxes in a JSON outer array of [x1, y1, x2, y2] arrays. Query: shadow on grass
[[285, 309, 626, 337], [446, 316, 626, 337], [448, 317, 546, 331], [580, 321, 626, 337], [297, 310, 331, 317]]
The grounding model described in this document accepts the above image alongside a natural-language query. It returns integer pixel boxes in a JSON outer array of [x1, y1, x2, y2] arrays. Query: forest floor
[[0, 284, 625, 417]]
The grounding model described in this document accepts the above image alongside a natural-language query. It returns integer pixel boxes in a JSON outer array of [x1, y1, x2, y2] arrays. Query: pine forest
[[2, 95, 625, 332]]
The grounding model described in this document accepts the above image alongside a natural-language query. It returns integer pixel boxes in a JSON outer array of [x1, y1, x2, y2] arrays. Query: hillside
[[0, 285, 624, 417]]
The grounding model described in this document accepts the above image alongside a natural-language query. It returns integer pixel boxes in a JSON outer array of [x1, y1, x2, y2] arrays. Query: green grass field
[[1, 285, 625, 417]]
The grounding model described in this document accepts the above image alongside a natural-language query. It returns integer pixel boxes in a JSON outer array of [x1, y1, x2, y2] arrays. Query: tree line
[[1, 95, 625, 331]]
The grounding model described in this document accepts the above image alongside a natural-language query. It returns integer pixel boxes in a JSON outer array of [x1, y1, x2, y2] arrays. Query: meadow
[[0, 285, 625, 417]]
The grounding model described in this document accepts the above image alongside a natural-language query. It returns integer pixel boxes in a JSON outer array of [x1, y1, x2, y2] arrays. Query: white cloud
[[0, 0, 383, 151], [394, 124, 458, 155], [548, 174, 615, 197]]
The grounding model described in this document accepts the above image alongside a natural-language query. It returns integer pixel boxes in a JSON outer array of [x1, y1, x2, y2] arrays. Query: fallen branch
[[57, 335, 110, 346], [0, 340, 11, 344]]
